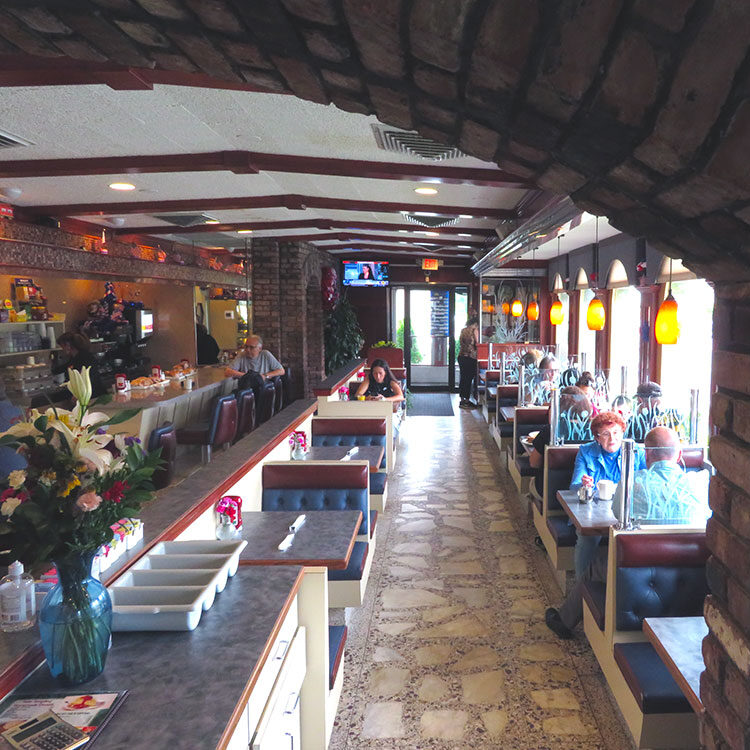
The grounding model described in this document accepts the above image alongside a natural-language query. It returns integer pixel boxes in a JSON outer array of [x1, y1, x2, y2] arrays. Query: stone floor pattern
[[329, 406, 636, 749]]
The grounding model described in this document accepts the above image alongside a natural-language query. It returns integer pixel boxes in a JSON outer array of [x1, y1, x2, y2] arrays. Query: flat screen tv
[[135, 309, 154, 340], [342, 261, 389, 287]]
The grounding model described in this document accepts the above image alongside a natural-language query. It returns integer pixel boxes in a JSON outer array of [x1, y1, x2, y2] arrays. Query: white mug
[[597, 479, 617, 500]]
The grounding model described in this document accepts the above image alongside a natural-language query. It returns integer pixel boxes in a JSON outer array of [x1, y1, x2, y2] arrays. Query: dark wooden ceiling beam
[[115, 218, 493, 237], [21, 194, 515, 220], [225, 232, 480, 247], [0, 150, 530, 188], [317, 242, 475, 255]]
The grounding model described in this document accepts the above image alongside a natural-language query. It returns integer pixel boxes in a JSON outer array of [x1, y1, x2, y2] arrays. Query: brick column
[[702, 281, 750, 749], [251, 239, 330, 399]]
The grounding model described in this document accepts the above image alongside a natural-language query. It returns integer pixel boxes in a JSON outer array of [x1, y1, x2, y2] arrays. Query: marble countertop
[[99, 366, 231, 410], [643, 616, 707, 713], [239, 510, 362, 569], [0, 566, 304, 750], [0, 398, 318, 696], [557, 489, 618, 535]]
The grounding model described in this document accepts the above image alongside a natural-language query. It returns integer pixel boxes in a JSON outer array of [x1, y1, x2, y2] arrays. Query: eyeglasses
[[597, 429, 622, 440]]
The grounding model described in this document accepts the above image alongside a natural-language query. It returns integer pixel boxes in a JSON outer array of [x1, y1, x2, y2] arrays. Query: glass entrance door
[[393, 286, 469, 390]]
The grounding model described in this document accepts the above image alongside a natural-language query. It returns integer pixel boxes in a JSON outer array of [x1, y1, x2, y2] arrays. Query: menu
[[0, 692, 127, 746]]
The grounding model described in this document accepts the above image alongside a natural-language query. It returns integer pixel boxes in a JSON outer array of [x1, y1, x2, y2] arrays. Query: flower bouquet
[[338, 386, 349, 401], [289, 430, 307, 460], [0, 366, 162, 684]]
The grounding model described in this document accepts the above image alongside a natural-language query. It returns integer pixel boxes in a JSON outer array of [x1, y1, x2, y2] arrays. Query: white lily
[[1, 497, 22, 516], [67, 366, 92, 415], [48, 419, 113, 474]]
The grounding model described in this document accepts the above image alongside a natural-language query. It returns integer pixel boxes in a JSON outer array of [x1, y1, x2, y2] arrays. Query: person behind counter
[[196, 324, 220, 365], [224, 335, 285, 380], [52, 332, 104, 397]]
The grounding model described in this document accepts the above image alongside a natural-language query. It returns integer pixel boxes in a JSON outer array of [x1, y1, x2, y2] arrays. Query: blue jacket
[[570, 441, 645, 489]]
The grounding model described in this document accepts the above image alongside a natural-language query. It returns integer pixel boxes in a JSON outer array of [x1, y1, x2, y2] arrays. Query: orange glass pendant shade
[[586, 297, 605, 331], [511, 299, 523, 317], [527, 300, 539, 321], [655, 292, 679, 344], [550, 299, 564, 325], [501, 301, 510, 315]]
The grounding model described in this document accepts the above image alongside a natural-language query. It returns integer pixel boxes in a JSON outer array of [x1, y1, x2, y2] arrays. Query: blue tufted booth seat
[[327, 541, 368, 582], [613, 532, 708, 715], [312, 417, 388, 470], [369, 472, 387, 496], [581, 580, 606, 630], [546, 516, 576, 547], [328, 625, 347, 690], [614, 642, 692, 714], [357, 510, 378, 539], [514, 454, 536, 477], [262, 462, 372, 535]]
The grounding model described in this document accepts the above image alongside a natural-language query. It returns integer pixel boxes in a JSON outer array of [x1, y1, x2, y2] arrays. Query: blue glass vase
[[39, 552, 112, 685]]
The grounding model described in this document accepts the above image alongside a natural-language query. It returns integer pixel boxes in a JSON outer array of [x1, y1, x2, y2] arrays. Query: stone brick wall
[[6, 2, 750, 281], [251, 238, 332, 399], [704, 281, 750, 749]]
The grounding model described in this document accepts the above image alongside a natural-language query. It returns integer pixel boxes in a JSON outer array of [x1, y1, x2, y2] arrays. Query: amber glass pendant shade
[[511, 299, 523, 317], [501, 301, 510, 315], [655, 292, 679, 344], [586, 297, 605, 331], [527, 301, 539, 321], [550, 299, 564, 325]]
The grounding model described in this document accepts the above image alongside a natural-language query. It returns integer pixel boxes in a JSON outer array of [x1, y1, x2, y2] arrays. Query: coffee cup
[[597, 479, 616, 500]]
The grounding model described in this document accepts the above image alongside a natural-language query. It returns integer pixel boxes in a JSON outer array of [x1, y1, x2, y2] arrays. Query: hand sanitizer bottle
[[0, 561, 35, 631]]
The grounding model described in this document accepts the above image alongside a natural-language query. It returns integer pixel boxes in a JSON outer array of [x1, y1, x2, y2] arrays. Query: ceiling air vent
[[0, 128, 33, 150], [402, 213, 458, 228], [151, 213, 216, 227], [371, 124, 464, 161]]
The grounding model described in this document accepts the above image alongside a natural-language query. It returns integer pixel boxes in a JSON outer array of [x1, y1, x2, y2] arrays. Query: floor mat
[[408, 393, 455, 416]]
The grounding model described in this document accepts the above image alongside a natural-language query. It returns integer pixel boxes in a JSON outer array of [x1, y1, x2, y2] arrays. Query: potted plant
[[0, 367, 161, 684], [324, 293, 364, 374]]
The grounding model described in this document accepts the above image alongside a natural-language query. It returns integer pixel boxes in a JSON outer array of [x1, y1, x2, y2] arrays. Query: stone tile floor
[[329, 402, 636, 749]]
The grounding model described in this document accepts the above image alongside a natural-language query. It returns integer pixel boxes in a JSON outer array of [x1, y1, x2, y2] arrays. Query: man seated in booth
[[544, 426, 703, 639], [626, 380, 663, 441], [224, 335, 284, 381]]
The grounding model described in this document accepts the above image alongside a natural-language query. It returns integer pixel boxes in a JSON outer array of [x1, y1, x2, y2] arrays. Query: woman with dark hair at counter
[[52, 332, 104, 397]]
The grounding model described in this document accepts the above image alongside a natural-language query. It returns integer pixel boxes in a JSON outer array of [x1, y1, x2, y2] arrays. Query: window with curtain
[[609, 286, 642, 396], [578, 289, 597, 373], [659, 278, 714, 444]]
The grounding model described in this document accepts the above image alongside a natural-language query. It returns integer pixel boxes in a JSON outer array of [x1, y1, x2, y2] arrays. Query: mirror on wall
[[194, 286, 250, 363]]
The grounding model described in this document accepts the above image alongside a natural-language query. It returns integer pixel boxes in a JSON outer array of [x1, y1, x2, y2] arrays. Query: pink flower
[[76, 492, 103, 512]]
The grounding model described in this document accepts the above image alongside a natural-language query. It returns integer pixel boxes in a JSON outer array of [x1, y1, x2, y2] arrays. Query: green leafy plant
[[395, 321, 422, 364], [324, 293, 364, 374], [371, 340, 398, 348]]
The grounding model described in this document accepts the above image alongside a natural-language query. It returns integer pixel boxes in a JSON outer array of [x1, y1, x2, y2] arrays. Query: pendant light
[[655, 257, 679, 344], [511, 298, 523, 317], [550, 234, 564, 325], [501, 301, 510, 315], [586, 216, 606, 331], [527, 246, 540, 320]]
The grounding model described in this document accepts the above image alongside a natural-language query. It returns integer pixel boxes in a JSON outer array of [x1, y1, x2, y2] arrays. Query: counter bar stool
[[256, 380, 276, 425], [176, 393, 237, 463], [234, 388, 256, 442], [147, 422, 177, 490]]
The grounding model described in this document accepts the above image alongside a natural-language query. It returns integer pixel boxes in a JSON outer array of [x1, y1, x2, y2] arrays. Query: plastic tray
[[110, 539, 247, 631]]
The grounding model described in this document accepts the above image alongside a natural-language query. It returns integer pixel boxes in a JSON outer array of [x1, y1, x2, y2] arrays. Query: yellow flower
[[59, 476, 81, 498], [74, 462, 89, 475]]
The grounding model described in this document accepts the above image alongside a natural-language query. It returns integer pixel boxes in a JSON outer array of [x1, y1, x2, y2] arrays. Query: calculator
[[1, 711, 89, 750]]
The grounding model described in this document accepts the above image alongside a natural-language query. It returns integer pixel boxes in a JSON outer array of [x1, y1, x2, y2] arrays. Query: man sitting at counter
[[224, 335, 285, 380]]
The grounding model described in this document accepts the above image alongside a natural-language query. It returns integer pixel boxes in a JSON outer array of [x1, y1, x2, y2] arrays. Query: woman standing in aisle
[[457, 315, 479, 409]]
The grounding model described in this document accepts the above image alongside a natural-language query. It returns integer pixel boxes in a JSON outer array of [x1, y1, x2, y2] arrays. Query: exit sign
[[422, 258, 439, 271]]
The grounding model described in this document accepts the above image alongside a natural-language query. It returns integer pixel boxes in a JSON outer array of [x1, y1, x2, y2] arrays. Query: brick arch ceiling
[[3, 1, 750, 282]]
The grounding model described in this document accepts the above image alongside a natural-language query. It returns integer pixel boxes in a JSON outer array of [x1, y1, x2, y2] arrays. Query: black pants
[[458, 355, 476, 401]]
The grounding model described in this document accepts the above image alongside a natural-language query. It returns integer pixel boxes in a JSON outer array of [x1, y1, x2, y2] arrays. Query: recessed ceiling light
[[459, 214, 473, 219], [458, 245, 472, 248], [0, 187, 22, 200], [204, 219, 220, 224], [422, 231, 439, 236], [399, 230, 408, 233], [414, 187, 438, 195], [458, 233, 472, 237], [237, 229, 253, 234], [109, 182, 136, 191]]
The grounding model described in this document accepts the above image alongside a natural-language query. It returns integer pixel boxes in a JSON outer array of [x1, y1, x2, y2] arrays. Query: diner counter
[[0, 566, 305, 750], [97, 365, 235, 443]]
